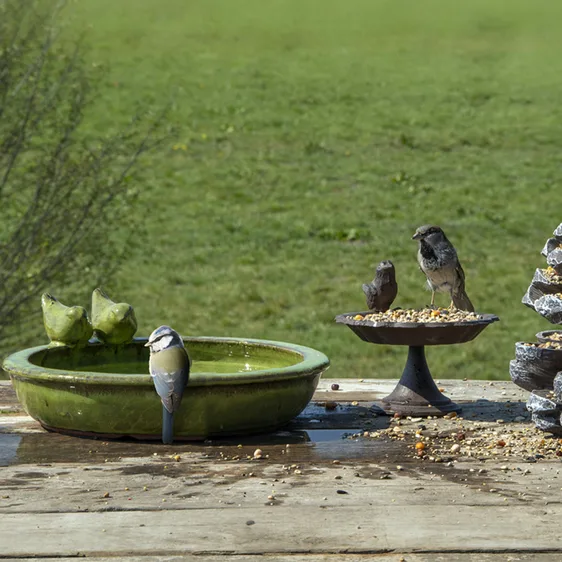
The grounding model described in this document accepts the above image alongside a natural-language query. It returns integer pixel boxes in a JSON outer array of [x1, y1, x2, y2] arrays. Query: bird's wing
[[362, 283, 379, 310], [454, 260, 467, 290], [149, 347, 190, 413], [91, 288, 115, 324], [416, 249, 427, 272]]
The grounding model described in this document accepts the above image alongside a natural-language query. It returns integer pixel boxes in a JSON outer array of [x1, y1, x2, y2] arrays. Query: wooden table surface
[[1, 378, 561, 561]]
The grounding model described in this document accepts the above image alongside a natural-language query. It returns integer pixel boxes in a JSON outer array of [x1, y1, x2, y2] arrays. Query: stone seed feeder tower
[[510, 223, 562, 433]]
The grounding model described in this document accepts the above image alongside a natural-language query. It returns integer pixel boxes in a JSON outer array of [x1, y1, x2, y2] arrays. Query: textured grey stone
[[510, 357, 556, 392], [553, 223, 562, 238], [526, 390, 562, 435], [546, 248, 562, 274], [515, 341, 562, 373], [534, 294, 562, 324], [522, 286, 539, 310], [521, 268, 562, 310], [542, 237, 561, 257], [554, 372, 562, 402]]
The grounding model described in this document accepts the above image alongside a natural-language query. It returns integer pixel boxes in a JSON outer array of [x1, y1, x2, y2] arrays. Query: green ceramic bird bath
[[3, 337, 329, 440]]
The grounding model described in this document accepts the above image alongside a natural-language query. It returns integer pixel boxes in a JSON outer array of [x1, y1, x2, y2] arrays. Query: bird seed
[[349, 308, 484, 324]]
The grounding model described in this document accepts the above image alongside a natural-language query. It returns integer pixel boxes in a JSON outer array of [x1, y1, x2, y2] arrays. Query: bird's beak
[[144, 341, 151, 347], [412, 232, 421, 240]]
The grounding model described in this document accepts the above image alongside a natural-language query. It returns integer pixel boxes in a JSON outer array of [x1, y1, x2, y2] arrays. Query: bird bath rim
[[3, 336, 330, 387], [3, 336, 330, 440]]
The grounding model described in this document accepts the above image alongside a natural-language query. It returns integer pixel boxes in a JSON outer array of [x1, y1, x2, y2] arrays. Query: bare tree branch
[[0, 0, 171, 354]]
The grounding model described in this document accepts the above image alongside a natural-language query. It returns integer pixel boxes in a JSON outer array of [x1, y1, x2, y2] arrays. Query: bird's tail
[[162, 407, 174, 444], [452, 290, 474, 312]]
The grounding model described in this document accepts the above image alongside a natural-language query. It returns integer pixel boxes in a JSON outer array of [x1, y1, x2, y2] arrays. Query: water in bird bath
[[72, 359, 270, 374], [27, 338, 302, 375]]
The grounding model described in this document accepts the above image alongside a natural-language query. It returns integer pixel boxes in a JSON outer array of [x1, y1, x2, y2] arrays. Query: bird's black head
[[412, 225, 444, 241], [376, 260, 395, 271]]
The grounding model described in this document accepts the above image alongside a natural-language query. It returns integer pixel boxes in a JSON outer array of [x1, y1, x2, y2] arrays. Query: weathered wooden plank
[[0, 403, 528, 436], [314, 379, 526, 403], [0, 400, 527, 434], [0, 396, 528, 436], [0, 378, 529, 439], [0, 379, 21, 412], [0, 376, 555, 559], [2, 502, 562, 557], [11, 555, 562, 562], [0, 415, 43, 435], [0, 378, 529, 406], [1, 455, 559, 514]]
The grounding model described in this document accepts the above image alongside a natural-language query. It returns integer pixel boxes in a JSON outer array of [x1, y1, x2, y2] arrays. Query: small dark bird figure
[[412, 225, 474, 312], [146, 325, 191, 444], [362, 260, 398, 312]]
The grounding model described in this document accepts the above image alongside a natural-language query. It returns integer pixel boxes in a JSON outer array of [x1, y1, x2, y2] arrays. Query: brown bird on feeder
[[362, 260, 398, 312]]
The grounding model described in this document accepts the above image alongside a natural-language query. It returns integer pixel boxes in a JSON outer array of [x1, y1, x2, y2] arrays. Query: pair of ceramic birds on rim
[[41, 288, 138, 347], [362, 224, 474, 313]]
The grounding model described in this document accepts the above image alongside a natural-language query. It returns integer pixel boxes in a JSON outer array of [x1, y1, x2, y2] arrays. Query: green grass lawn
[[57, 0, 562, 380]]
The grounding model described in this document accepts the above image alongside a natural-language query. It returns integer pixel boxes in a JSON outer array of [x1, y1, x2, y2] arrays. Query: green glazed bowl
[[3, 337, 329, 440]]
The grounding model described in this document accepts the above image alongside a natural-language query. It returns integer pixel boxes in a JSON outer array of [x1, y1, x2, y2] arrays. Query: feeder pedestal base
[[381, 345, 462, 417]]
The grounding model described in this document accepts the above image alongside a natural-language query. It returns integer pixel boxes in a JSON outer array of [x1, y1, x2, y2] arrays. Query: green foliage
[[0, 0, 167, 352], [7, 0, 562, 381]]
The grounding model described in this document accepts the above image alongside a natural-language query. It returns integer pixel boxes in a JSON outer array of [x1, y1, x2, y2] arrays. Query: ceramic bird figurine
[[145, 325, 191, 444], [362, 260, 398, 312], [91, 288, 137, 345], [412, 224, 474, 311], [41, 293, 93, 347]]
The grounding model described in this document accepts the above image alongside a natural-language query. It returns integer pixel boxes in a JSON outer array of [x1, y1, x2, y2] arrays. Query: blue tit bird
[[145, 325, 191, 444], [91, 288, 137, 345], [41, 293, 93, 347]]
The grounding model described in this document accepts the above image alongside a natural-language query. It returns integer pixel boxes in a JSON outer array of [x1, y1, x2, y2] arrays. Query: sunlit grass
[[48, 0, 562, 380]]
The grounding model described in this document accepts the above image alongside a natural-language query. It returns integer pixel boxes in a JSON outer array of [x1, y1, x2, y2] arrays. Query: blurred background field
[[32, 0, 562, 379]]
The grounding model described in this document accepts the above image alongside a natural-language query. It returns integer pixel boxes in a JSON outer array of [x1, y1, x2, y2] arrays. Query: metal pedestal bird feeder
[[335, 312, 499, 416]]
